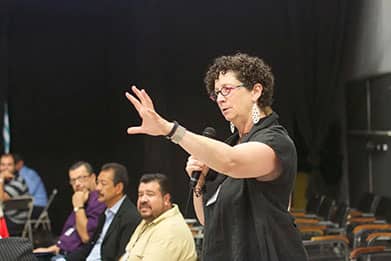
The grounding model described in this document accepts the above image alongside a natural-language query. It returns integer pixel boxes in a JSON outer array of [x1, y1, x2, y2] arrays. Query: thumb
[[127, 126, 144, 134]]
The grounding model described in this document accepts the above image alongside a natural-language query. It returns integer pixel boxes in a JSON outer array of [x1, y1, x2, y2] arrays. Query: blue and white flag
[[3, 102, 10, 153]]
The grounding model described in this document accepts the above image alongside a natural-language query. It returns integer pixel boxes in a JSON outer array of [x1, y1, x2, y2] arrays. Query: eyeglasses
[[209, 84, 245, 102], [69, 175, 91, 185]]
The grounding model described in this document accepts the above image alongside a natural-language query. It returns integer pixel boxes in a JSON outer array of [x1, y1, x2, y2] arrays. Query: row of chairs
[[291, 193, 391, 260], [2, 189, 58, 242]]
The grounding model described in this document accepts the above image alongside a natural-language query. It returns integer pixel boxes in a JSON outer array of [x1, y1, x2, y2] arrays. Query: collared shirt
[[57, 191, 106, 253], [86, 195, 126, 261], [121, 204, 197, 261], [3, 172, 29, 224], [19, 166, 48, 207]]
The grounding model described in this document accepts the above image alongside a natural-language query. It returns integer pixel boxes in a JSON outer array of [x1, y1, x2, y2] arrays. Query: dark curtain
[[0, 7, 9, 152], [288, 1, 352, 199], [0, 0, 359, 233]]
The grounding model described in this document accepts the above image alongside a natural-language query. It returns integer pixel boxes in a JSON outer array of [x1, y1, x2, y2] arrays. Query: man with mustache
[[67, 162, 140, 261], [120, 173, 197, 261]]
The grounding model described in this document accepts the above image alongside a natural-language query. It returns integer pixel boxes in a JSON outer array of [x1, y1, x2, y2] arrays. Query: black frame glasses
[[209, 84, 245, 102]]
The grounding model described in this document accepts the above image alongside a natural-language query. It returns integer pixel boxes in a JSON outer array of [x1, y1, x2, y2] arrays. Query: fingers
[[126, 86, 156, 115], [185, 156, 205, 177], [131, 86, 148, 106], [130, 86, 153, 109], [125, 92, 142, 112], [185, 164, 203, 177], [140, 89, 155, 110]]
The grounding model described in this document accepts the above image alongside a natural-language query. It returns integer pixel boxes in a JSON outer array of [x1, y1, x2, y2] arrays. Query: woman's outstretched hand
[[125, 86, 172, 136]]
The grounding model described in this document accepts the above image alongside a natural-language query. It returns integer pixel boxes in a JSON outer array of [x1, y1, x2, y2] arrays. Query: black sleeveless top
[[202, 112, 308, 261]]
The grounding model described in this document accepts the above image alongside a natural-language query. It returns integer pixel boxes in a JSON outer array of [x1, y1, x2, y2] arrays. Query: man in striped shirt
[[0, 153, 29, 236]]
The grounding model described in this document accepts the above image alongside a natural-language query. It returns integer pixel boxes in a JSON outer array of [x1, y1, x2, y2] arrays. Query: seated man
[[120, 173, 197, 261], [34, 161, 106, 256], [68, 163, 141, 261], [14, 154, 48, 219], [0, 153, 29, 236]]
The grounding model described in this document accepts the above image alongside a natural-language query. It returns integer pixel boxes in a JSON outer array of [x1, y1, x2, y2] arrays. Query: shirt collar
[[106, 195, 126, 216], [145, 204, 179, 226]]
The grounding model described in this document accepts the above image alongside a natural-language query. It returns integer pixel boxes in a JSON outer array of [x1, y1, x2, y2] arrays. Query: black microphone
[[189, 127, 217, 189]]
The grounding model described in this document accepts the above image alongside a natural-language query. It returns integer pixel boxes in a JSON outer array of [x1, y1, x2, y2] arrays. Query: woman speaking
[[125, 53, 308, 261]]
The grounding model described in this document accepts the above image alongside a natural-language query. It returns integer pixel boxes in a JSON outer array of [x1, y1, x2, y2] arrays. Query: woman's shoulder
[[251, 124, 292, 143]]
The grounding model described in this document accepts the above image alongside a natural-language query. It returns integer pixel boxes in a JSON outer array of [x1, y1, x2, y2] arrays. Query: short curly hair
[[204, 53, 274, 108]]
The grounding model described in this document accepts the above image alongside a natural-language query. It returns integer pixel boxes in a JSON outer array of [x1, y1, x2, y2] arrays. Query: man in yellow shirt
[[120, 173, 197, 261]]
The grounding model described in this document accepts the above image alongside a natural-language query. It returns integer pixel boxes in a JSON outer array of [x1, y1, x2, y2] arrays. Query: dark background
[[1, 0, 364, 233]]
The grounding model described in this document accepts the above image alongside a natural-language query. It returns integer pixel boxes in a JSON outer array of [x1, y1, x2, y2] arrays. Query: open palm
[[125, 86, 169, 136]]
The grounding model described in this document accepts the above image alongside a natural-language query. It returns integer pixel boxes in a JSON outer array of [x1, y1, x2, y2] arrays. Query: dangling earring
[[230, 122, 235, 133], [252, 103, 261, 124]]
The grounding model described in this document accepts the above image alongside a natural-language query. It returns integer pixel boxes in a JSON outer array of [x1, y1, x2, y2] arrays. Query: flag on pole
[[3, 102, 10, 153]]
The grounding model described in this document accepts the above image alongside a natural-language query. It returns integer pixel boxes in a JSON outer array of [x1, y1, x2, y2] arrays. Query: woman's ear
[[252, 83, 263, 102]]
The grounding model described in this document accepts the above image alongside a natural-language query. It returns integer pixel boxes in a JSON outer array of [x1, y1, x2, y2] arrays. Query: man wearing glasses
[[34, 161, 105, 257]]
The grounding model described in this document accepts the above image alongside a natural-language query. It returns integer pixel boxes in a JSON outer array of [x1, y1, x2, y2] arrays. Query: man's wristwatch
[[73, 206, 84, 212]]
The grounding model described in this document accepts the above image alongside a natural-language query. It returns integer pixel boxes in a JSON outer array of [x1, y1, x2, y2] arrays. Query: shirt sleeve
[[251, 126, 297, 184], [27, 169, 39, 193], [85, 197, 106, 236]]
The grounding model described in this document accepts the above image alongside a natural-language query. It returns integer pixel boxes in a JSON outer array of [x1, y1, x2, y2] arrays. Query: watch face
[[74, 206, 85, 212]]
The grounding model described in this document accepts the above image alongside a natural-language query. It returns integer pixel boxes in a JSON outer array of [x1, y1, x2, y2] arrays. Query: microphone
[[189, 127, 217, 189]]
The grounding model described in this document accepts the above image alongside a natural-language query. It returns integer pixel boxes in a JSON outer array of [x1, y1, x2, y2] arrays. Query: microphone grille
[[202, 127, 217, 138]]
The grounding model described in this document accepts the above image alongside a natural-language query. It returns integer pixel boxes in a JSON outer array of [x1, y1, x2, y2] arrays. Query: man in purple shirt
[[34, 161, 105, 255]]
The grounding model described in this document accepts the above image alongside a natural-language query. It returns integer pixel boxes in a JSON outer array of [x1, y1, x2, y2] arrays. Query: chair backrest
[[357, 192, 381, 213], [374, 197, 391, 220], [318, 197, 336, 220], [306, 194, 325, 214], [3, 196, 34, 222], [333, 202, 349, 227], [3, 196, 34, 238], [32, 188, 57, 230], [38, 189, 57, 216]]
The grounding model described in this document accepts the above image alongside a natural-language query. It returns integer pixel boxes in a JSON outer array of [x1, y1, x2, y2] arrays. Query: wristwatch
[[73, 206, 84, 212]]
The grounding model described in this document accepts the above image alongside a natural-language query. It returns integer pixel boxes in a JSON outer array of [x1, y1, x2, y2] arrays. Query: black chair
[[350, 197, 391, 248], [349, 193, 381, 218], [3, 196, 34, 240], [303, 235, 350, 261], [292, 194, 325, 219], [300, 202, 351, 261]]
